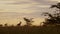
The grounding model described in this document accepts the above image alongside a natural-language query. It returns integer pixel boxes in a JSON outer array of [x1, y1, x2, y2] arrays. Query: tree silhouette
[[23, 17, 34, 26], [43, 2, 60, 25], [50, 3, 60, 9]]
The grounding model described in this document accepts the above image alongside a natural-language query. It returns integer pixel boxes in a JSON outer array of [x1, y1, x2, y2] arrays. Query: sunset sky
[[0, 0, 60, 26]]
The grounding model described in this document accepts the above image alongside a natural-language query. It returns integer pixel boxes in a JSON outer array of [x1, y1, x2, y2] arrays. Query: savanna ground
[[0, 25, 59, 34]]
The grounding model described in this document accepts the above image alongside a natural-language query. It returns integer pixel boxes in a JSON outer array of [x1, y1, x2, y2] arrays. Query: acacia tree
[[43, 2, 60, 25], [23, 17, 34, 26]]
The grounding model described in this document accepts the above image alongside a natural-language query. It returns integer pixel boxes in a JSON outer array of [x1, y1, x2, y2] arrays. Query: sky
[[0, 0, 60, 26]]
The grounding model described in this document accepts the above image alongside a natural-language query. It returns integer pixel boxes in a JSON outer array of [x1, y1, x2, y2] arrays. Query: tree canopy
[[43, 2, 60, 25]]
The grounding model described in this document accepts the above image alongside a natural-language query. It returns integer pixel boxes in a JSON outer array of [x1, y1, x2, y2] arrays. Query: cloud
[[6, 1, 31, 4], [0, 0, 59, 17], [32, 0, 58, 5], [0, 0, 32, 4], [0, 0, 58, 5], [49, 0, 60, 2]]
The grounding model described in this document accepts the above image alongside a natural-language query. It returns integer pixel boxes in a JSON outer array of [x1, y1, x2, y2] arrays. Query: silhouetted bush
[[4, 23, 8, 27], [0, 24, 3, 27], [17, 22, 22, 26]]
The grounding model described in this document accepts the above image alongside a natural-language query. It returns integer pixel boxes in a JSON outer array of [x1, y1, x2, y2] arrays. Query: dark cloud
[[32, 0, 58, 5]]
